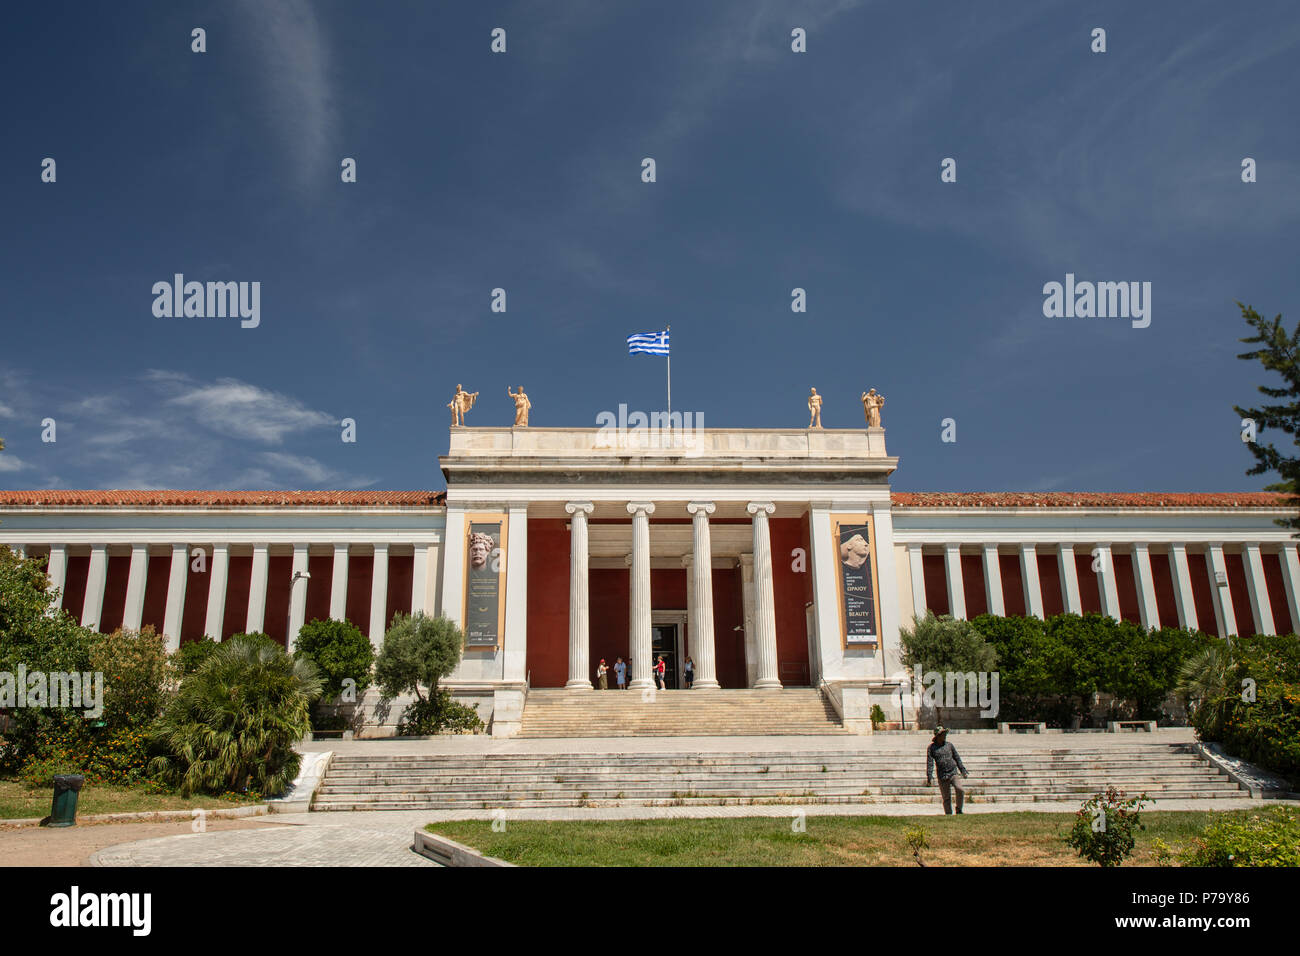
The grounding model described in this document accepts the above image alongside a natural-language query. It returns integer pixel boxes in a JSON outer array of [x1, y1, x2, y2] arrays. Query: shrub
[[149, 633, 323, 796], [1171, 807, 1300, 867], [294, 618, 374, 700], [175, 638, 219, 675], [1064, 787, 1150, 867], [397, 688, 484, 736], [375, 613, 476, 735], [869, 704, 886, 728]]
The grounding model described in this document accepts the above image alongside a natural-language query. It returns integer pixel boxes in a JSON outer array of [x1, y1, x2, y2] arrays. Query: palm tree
[[150, 633, 322, 796], [1176, 641, 1236, 731]]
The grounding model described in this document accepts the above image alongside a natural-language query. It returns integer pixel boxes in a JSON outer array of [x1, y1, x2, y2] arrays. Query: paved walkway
[[87, 793, 1258, 866], [302, 728, 1200, 756]]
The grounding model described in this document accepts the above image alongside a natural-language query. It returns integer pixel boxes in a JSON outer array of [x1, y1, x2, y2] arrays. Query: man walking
[[926, 726, 969, 815]]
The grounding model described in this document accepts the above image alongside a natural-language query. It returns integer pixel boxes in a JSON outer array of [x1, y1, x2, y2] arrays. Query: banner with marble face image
[[833, 515, 880, 646], [464, 518, 506, 648]]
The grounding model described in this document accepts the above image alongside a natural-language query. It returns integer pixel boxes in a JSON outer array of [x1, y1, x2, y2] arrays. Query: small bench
[[998, 722, 1046, 734], [1107, 720, 1156, 733], [310, 729, 354, 741]]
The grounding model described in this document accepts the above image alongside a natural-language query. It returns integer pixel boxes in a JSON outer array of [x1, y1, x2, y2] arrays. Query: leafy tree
[[294, 617, 374, 700], [149, 633, 322, 796], [898, 613, 998, 723], [1233, 302, 1300, 531], [374, 613, 464, 703]]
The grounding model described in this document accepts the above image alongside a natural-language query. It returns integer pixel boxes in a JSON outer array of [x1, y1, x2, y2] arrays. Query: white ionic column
[[123, 544, 150, 632], [747, 501, 782, 690], [81, 545, 108, 631], [1095, 544, 1120, 620], [1280, 544, 1300, 635], [687, 501, 720, 689], [1132, 543, 1160, 630], [907, 544, 926, 619], [330, 543, 349, 620], [1058, 544, 1082, 614], [982, 544, 1004, 616], [369, 544, 389, 646], [162, 544, 188, 651], [1206, 544, 1236, 637], [1170, 543, 1198, 630], [944, 544, 966, 620], [740, 554, 758, 687], [564, 502, 594, 688], [46, 545, 68, 610], [1020, 544, 1044, 619], [503, 505, 529, 682], [1242, 543, 1275, 635], [205, 544, 229, 640], [288, 543, 309, 650], [627, 502, 655, 690], [246, 544, 270, 634], [411, 544, 432, 615]]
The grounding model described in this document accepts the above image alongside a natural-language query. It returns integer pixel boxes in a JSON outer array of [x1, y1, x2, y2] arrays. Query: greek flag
[[627, 329, 670, 356]]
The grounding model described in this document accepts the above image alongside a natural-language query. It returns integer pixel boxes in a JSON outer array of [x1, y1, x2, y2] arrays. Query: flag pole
[[666, 325, 671, 415]]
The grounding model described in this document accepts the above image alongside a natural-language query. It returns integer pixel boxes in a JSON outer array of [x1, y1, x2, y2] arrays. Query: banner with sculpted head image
[[834, 514, 880, 646], [464, 517, 507, 648]]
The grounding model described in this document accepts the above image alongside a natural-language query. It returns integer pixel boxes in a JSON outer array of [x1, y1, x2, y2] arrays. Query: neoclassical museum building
[[1, 420, 1294, 735]]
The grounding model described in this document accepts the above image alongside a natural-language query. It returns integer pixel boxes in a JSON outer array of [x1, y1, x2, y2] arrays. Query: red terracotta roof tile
[[889, 492, 1292, 509], [0, 490, 446, 507]]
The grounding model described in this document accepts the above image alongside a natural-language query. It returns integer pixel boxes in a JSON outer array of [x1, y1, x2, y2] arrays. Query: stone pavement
[[87, 793, 1259, 866]]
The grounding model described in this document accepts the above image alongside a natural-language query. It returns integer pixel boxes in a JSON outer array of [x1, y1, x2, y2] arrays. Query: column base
[[628, 678, 655, 690], [564, 679, 593, 690], [691, 680, 721, 690], [752, 678, 783, 691]]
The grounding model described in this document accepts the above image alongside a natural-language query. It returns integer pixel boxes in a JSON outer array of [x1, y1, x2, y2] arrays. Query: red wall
[[385, 555, 414, 633], [1112, 552, 1142, 623], [589, 568, 630, 685], [180, 551, 210, 643], [961, 554, 987, 617], [1150, 551, 1179, 628], [922, 554, 949, 615], [140, 554, 170, 633], [1038, 553, 1064, 617], [1075, 554, 1102, 614], [712, 566, 745, 688], [304, 552, 333, 627], [264, 554, 293, 646], [526, 518, 570, 687], [1000, 553, 1026, 616], [1263, 552, 1293, 635], [1187, 551, 1218, 636], [98, 554, 131, 633], [1224, 552, 1256, 636], [61, 555, 89, 623], [769, 517, 810, 684], [222, 555, 252, 638], [345, 554, 373, 636]]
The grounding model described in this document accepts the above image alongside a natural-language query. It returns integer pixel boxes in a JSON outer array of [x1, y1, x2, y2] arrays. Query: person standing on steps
[[614, 657, 627, 690], [596, 659, 609, 690], [655, 655, 667, 690], [926, 726, 969, 815], [684, 655, 695, 689]]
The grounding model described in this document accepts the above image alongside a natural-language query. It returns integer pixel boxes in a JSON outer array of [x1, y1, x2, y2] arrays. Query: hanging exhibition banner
[[463, 514, 508, 648], [832, 513, 880, 646]]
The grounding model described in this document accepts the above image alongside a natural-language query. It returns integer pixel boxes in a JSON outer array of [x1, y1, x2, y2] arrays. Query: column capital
[[687, 501, 716, 516], [944, 542, 962, 555], [565, 501, 594, 515], [982, 543, 1000, 555], [626, 502, 656, 516], [1132, 541, 1150, 554], [681, 553, 694, 568], [746, 501, 775, 516], [372, 541, 389, 553], [738, 553, 754, 567], [1170, 541, 1188, 553]]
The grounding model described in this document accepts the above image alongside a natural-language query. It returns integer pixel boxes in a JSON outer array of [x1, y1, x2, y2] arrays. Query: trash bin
[[48, 774, 85, 827]]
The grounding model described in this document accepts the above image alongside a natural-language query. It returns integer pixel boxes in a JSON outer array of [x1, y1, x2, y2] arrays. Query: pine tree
[[1233, 302, 1300, 532]]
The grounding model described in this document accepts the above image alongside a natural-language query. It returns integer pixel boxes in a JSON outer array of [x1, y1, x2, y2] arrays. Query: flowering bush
[[1065, 787, 1150, 867]]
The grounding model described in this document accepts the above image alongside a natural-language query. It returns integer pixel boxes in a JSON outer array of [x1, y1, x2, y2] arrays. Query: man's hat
[[932, 725, 947, 738]]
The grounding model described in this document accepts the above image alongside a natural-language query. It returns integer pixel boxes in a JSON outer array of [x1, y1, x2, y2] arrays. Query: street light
[[287, 570, 311, 652]]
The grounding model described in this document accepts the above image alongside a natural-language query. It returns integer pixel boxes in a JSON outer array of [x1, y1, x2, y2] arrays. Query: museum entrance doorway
[[651, 622, 680, 688]]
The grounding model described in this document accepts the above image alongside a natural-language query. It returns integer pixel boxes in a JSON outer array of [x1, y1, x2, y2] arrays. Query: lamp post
[[288, 570, 311, 652]]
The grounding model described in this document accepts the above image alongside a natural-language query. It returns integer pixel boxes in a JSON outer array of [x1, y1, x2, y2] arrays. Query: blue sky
[[2, 0, 1298, 493]]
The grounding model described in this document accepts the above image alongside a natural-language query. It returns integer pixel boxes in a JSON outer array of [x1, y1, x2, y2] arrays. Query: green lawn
[[0, 777, 260, 820], [426, 810, 1243, 867]]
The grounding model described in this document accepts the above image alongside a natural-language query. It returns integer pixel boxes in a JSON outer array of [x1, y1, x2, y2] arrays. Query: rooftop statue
[[808, 387, 823, 429], [448, 384, 478, 427], [508, 386, 531, 427], [862, 388, 885, 428]]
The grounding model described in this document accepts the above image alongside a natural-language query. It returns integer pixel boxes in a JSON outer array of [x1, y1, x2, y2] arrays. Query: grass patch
[[426, 810, 1248, 867], [0, 777, 260, 820]]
